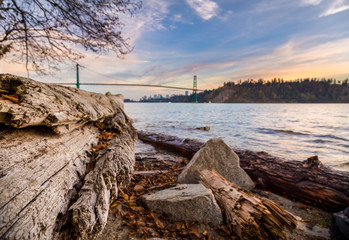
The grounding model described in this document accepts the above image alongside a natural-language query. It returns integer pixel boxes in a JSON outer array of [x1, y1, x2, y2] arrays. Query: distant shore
[[131, 78, 349, 103]]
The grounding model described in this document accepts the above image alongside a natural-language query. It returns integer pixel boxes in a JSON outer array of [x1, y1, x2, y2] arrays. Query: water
[[125, 103, 349, 170]]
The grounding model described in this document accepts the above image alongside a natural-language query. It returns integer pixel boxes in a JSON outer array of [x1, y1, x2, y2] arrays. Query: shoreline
[[98, 139, 332, 240]]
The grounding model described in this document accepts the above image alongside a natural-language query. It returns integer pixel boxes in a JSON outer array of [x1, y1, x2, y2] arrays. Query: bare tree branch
[[0, 0, 142, 74]]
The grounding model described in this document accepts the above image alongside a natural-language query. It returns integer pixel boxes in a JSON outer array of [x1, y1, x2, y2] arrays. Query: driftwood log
[[138, 131, 349, 212], [200, 169, 297, 240], [0, 74, 136, 239]]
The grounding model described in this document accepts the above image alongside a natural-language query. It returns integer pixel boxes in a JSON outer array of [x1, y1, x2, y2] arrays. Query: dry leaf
[[130, 206, 144, 212], [110, 202, 119, 208], [150, 212, 165, 229], [189, 225, 201, 238], [1, 94, 19, 103], [92, 144, 107, 152], [134, 185, 144, 191]]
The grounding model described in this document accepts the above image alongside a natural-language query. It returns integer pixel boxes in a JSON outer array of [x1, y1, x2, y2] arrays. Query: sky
[[1, 0, 349, 100]]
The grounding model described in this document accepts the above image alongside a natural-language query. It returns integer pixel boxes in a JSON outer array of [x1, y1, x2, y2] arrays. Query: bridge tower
[[76, 63, 80, 89], [192, 75, 198, 103]]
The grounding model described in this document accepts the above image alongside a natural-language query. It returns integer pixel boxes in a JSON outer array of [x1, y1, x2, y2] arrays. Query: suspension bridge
[[57, 64, 202, 102]]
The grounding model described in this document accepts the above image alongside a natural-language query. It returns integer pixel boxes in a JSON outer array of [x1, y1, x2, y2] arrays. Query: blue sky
[[2, 0, 349, 100]]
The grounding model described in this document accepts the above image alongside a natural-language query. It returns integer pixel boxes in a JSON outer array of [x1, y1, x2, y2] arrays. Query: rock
[[196, 126, 210, 131], [330, 207, 349, 240], [142, 184, 223, 226], [178, 138, 254, 190]]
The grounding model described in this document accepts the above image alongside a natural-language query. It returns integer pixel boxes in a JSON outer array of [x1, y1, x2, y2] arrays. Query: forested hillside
[[169, 78, 349, 103]]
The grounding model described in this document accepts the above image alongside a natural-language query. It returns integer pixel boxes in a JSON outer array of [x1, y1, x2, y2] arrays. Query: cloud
[[185, 0, 219, 20], [120, 0, 170, 43], [227, 36, 349, 81], [301, 0, 322, 6], [320, 0, 349, 17], [169, 14, 194, 28]]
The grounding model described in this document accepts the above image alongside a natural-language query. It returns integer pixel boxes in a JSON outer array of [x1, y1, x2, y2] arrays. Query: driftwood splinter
[[199, 169, 297, 240]]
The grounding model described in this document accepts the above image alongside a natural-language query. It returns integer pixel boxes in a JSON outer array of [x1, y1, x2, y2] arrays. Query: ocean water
[[125, 103, 349, 170]]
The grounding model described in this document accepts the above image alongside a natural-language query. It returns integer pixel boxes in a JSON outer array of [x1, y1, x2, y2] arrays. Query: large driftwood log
[[0, 74, 117, 134], [200, 169, 297, 240], [138, 131, 349, 211], [0, 125, 100, 239], [0, 75, 136, 239]]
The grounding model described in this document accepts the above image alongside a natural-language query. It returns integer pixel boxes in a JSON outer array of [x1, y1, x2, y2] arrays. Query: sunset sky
[[1, 0, 349, 100]]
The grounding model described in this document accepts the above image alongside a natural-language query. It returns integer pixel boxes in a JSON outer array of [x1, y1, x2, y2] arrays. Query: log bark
[[137, 131, 349, 211], [199, 169, 297, 240], [0, 75, 136, 239]]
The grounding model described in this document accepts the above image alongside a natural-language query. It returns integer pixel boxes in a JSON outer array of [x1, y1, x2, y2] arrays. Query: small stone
[[196, 126, 210, 131]]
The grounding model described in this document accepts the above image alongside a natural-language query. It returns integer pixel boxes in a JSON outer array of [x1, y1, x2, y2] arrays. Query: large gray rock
[[330, 207, 349, 240], [178, 138, 254, 190], [142, 184, 223, 226]]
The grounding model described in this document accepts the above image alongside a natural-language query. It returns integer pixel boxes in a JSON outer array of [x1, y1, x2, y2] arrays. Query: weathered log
[[137, 130, 203, 158], [0, 74, 116, 134], [137, 131, 349, 211], [0, 75, 136, 239], [68, 131, 135, 239], [0, 125, 100, 239], [199, 169, 297, 240]]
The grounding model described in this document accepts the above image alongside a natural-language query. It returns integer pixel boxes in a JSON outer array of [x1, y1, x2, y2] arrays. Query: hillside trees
[[162, 78, 349, 103], [0, 0, 141, 73]]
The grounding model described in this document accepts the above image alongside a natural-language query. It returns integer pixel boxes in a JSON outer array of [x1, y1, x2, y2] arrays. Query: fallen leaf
[[109, 208, 118, 214], [130, 206, 144, 212], [150, 212, 165, 229], [134, 185, 144, 191], [110, 202, 119, 208], [92, 144, 107, 152], [2, 94, 19, 103], [189, 225, 200, 238], [120, 192, 129, 201]]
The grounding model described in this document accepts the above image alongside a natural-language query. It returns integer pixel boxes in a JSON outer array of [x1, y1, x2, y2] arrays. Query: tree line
[[160, 78, 349, 103]]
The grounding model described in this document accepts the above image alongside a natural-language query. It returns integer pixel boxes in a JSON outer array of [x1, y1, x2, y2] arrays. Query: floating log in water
[[0, 74, 136, 239], [199, 169, 297, 240], [137, 131, 349, 211]]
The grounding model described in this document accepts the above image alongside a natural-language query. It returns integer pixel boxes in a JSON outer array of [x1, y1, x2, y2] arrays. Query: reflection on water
[[125, 103, 349, 170]]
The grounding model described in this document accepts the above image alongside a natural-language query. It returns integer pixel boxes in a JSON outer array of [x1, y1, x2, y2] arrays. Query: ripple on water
[[125, 103, 349, 170]]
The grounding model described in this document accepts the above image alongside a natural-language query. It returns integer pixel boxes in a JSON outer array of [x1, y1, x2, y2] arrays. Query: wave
[[258, 128, 309, 136], [329, 162, 349, 170], [310, 139, 333, 144], [314, 134, 349, 142]]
